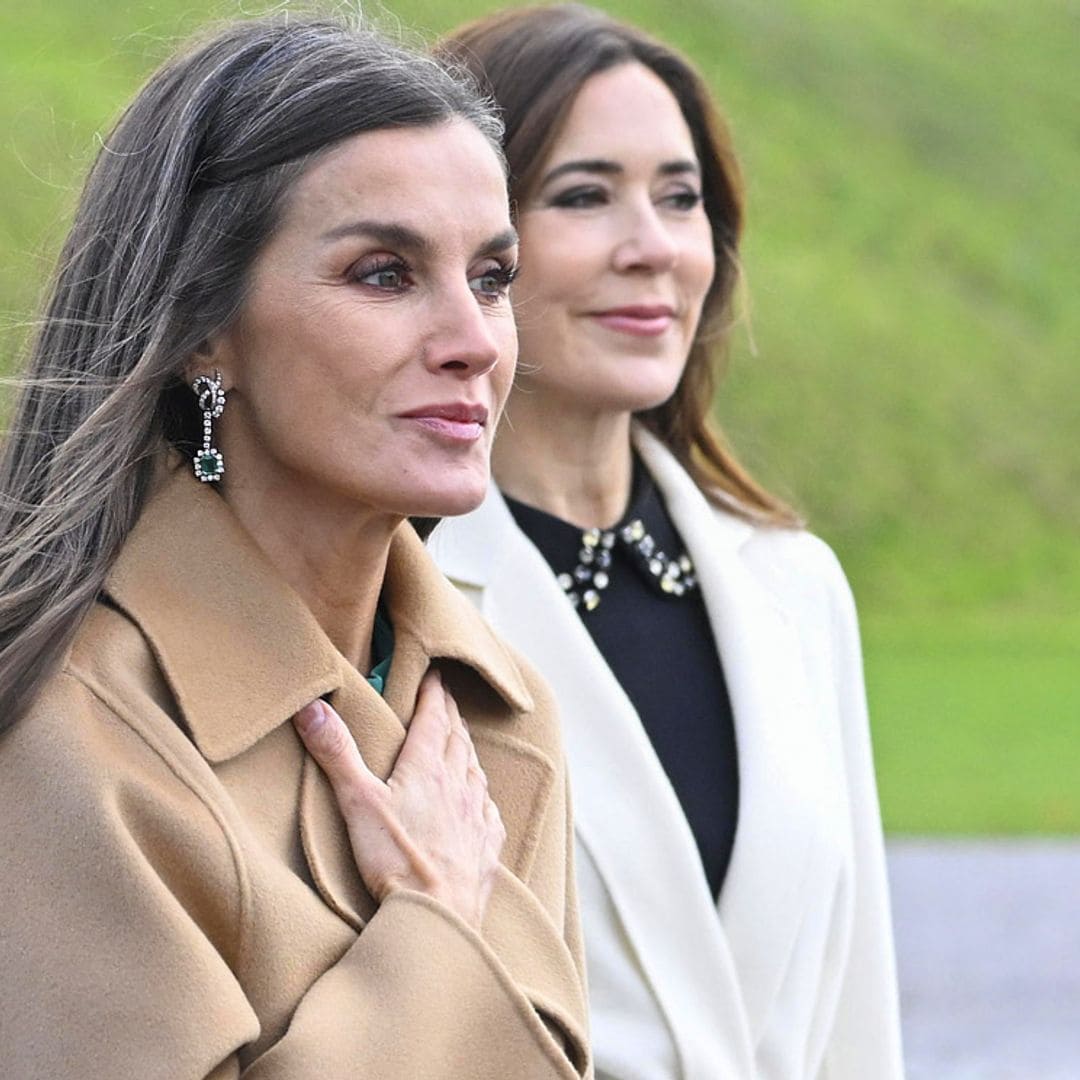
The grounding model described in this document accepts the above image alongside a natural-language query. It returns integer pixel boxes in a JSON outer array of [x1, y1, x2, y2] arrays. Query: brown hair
[[438, 3, 799, 525]]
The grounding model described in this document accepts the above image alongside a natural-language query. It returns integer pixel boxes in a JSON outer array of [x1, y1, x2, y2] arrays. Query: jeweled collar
[[504, 457, 698, 615]]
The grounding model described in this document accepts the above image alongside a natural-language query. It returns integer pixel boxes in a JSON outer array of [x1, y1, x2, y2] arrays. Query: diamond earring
[[191, 371, 226, 483]]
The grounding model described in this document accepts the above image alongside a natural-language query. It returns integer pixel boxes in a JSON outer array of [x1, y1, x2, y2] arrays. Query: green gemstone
[[195, 451, 223, 479]]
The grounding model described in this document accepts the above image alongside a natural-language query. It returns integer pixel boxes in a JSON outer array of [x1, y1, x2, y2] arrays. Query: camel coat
[[0, 457, 591, 1080], [429, 427, 904, 1080]]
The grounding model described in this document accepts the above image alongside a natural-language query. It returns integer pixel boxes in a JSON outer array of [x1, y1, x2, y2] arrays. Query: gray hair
[[0, 14, 502, 732]]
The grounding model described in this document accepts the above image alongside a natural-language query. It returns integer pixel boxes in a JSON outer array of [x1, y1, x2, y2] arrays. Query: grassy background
[[1, 0, 1076, 832]]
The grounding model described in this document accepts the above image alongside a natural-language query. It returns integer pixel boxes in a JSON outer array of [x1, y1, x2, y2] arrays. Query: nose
[[611, 199, 680, 273], [423, 283, 504, 379]]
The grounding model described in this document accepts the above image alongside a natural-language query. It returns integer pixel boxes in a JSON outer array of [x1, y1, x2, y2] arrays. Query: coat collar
[[104, 454, 532, 764]]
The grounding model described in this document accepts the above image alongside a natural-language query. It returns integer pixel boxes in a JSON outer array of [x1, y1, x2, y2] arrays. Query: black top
[[506, 463, 739, 899]]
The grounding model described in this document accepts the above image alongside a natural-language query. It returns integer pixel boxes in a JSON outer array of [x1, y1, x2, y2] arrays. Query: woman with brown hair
[[429, 5, 903, 1077], [0, 14, 590, 1078]]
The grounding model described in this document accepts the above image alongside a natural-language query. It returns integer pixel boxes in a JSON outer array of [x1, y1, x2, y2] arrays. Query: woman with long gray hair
[[0, 15, 590, 1079]]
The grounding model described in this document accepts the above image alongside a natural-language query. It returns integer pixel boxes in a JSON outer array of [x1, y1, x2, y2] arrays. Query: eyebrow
[[319, 220, 518, 259], [539, 157, 701, 186]]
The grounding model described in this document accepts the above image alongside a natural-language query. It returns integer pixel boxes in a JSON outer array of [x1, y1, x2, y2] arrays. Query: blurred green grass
[[1, 0, 1076, 832], [865, 615, 1080, 833]]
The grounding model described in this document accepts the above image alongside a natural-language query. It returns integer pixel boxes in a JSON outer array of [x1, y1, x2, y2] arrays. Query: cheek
[[686, 231, 718, 306], [228, 293, 306, 392], [492, 324, 518, 412], [514, 219, 595, 308]]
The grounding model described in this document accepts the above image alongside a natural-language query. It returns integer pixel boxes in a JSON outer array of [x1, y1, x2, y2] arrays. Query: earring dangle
[[191, 371, 226, 483]]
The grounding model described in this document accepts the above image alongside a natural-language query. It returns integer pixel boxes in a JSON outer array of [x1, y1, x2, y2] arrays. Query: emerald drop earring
[[191, 371, 226, 483]]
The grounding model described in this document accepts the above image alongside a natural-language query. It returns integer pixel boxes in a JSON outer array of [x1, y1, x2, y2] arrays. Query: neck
[[493, 394, 634, 529], [221, 472, 397, 674]]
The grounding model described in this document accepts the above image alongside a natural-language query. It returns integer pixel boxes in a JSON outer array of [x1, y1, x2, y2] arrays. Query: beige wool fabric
[[0, 457, 591, 1079]]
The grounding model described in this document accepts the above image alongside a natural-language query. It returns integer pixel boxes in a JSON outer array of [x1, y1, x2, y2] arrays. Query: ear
[[183, 333, 236, 390]]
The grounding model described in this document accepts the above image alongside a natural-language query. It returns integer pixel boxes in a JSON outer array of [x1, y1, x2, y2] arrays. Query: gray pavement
[[887, 838, 1080, 1080]]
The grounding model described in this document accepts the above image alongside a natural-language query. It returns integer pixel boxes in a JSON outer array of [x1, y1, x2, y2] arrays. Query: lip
[[397, 401, 489, 443], [590, 304, 676, 337]]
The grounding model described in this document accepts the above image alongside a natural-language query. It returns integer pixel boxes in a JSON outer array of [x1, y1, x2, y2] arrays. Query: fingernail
[[294, 700, 326, 737]]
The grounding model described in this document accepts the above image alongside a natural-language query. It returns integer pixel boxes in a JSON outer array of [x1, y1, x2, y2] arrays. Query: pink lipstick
[[398, 402, 488, 443], [591, 304, 675, 337]]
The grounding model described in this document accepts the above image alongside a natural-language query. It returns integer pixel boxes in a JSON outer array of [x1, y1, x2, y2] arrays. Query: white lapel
[[635, 428, 830, 1047], [430, 483, 756, 1078]]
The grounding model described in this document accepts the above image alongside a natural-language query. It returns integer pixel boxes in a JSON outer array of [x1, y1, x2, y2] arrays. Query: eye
[[469, 263, 518, 302], [660, 189, 704, 212], [549, 185, 609, 210], [350, 256, 413, 290]]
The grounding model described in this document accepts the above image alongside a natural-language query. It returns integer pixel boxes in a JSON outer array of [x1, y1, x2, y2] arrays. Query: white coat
[[428, 427, 904, 1080]]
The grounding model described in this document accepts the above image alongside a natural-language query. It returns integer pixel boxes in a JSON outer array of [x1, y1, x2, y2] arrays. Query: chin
[[400, 477, 490, 520], [435, 486, 490, 517], [596, 383, 682, 416], [582, 363, 685, 416]]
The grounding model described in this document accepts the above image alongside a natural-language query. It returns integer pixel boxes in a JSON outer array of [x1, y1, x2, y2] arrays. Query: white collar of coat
[[429, 425, 833, 1072]]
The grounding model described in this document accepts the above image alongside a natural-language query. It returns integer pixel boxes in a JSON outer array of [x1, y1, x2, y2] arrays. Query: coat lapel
[[298, 662, 406, 929], [636, 430, 828, 1046]]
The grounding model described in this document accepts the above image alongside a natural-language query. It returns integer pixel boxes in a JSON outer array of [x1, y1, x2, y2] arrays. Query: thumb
[[293, 699, 381, 796]]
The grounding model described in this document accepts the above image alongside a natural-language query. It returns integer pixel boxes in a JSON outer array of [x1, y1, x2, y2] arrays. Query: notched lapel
[[299, 755, 375, 930], [689, 523, 833, 1043], [704, 561, 821, 1032], [639, 428, 835, 1045]]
